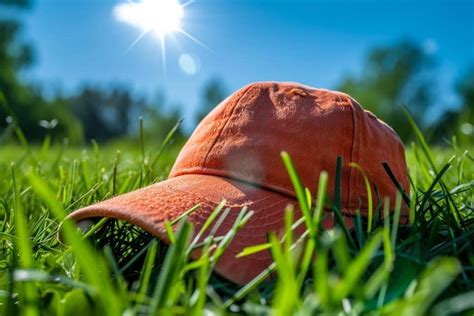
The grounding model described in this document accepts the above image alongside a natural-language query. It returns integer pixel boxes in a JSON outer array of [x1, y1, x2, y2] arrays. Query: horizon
[[13, 0, 474, 130]]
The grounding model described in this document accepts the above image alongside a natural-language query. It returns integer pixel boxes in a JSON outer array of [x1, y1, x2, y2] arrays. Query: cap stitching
[[203, 84, 254, 166], [336, 96, 349, 205], [355, 103, 361, 205], [347, 98, 357, 210]]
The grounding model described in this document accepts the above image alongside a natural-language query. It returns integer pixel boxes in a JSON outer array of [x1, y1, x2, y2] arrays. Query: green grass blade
[[432, 291, 474, 316], [281, 151, 313, 236], [390, 193, 402, 250], [332, 156, 356, 249], [11, 166, 39, 316], [27, 172, 123, 316], [150, 118, 183, 170], [333, 229, 384, 301], [137, 239, 159, 301], [348, 163, 373, 233], [149, 219, 192, 312], [236, 243, 272, 258], [313, 171, 328, 234]]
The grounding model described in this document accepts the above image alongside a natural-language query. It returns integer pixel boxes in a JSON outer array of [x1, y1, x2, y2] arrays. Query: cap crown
[[170, 82, 409, 215]]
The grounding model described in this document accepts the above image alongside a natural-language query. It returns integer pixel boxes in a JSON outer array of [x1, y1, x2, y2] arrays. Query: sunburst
[[113, 0, 207, 75]]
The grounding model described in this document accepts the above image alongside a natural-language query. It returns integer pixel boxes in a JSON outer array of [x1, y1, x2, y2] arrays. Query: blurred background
[[1, 0, 473, 146]]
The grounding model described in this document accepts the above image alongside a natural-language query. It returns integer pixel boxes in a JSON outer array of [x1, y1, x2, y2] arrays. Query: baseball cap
[[68, 81, 409, 285]]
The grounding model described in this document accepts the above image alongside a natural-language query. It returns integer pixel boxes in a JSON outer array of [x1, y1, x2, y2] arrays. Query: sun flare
[[114, 0, 184, 37], [113, 0, 206, 75]]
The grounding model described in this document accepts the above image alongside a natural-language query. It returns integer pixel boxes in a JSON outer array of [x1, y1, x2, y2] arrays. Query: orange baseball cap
[[68, 82, 409, 284]]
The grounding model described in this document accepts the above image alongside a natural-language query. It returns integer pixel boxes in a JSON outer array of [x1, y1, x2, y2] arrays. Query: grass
[[0, 122, 473, 315]]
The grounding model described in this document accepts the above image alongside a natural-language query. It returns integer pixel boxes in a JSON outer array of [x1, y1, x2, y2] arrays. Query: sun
[[114, 0, 184, 37], [113, 0, 206, 75]]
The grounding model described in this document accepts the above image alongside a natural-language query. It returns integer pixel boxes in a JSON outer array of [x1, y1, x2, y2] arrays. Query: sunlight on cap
[[114, 0, 183, 37]]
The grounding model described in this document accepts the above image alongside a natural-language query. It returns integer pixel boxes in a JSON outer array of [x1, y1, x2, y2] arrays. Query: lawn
[[0, 127, 472, 315]]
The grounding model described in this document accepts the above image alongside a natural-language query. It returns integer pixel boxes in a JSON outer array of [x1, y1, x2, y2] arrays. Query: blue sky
[[18, 0, 474, 129]]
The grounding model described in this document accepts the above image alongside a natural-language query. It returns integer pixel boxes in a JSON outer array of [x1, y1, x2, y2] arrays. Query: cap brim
[[68, 174, 348, 284]]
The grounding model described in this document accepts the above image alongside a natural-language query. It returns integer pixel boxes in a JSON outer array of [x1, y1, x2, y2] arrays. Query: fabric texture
[[68, 81, 410, 284]]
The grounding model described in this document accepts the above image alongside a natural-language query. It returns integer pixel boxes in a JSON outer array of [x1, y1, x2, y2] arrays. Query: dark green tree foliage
[[70, 87, 137, 142], [0, 0, 82, 143], [141, 93, 185, 142], [196, 78, 227, 123], [434, 66, 474, 145], [0, 0, 31, 6], [456, 66, 474, 125], [69, 87, 184, 143], [0, 1, 34, 128], [0, 0, 182, 144], [337, 40, 436, 141]]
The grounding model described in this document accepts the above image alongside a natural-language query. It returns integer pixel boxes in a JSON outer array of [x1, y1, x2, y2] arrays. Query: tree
[[196, 78, 227, 123], [456, 66, 474, 125], [140, 93, 185, 144], [0, 0, 34, 132], [433, 66, 474, 145], [70, 86, 140, 142], [69, 86, 185, 143], [337, 40, 436, 141], [0, 0, 82, 143], [0, 1, 185, 144]]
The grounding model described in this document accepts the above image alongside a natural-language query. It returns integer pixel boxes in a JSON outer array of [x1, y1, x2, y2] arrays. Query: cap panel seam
[[338, 96, 353, 211], [347, 98, 357, 209], [203, 85, 253, 166], [356, 107, 362, 202]]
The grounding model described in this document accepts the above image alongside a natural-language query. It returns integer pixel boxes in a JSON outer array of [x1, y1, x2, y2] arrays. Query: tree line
[[0, 0, 472, 146], [0, 0, 228, 145], [337, 40, 473, 145]]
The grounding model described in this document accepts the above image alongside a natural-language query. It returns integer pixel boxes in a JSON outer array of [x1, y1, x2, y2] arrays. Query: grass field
[[0, 125, 473, 315]]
